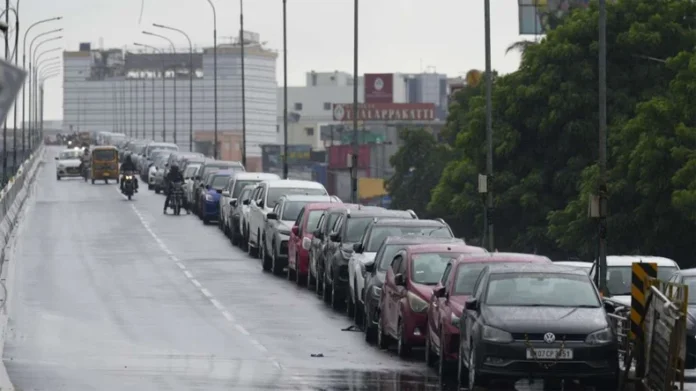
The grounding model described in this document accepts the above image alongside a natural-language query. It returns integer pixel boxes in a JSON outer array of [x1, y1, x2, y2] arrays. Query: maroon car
[[377, 243, 487, 357], [425, 252, 552, 376]]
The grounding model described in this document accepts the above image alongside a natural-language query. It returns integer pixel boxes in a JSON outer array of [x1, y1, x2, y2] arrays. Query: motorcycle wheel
[[174, 200, 181, 215], [127, 194, 132, 200]]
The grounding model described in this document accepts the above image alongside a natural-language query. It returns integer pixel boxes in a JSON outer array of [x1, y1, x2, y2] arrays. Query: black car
[[665, 268, 696, 368], [361, 235, 464, 342], [321, 209, 418, 310], [458, 263, 619, 390], [192, 160, 245, 213]]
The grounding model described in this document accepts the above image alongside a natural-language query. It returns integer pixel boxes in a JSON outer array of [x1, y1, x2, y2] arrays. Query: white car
[[184, 164, 202, 208], [238, 184, 259, 247], [55, 149, 84, 179], [590, 255, 680, 306], [220, 172, 281, 237], [148, 165, 158, 189], [247, 179, 328, 255]]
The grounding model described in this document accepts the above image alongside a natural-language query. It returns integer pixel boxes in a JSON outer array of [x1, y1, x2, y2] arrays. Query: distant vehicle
[[456, 263, 618, 390], [220, 172, 281, 241], [659, 268, 696, 369], [55, 149, 84, 180], [554, 261, 592, 273], [198, 170, 237, 224]]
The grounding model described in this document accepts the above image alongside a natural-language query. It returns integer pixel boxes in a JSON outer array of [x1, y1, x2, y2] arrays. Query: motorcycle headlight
[[205, 194, 214, 201], [585, 327, 613, 345], [451, 312, 461, 327], [125, 175, 132, 180], [482, 325, 513, 343], [407, 291, 429, 313]]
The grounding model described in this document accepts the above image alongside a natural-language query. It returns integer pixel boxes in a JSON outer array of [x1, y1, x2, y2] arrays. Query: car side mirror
[[216, 189, 222, 194], [434, 286, 446, 298], [465, 298, 479, 311], [242, 199, 250, 206], [230, 199, 238, 207], [353, 243, 363, 253], [195, 176, 201, 180], [291, 226, 299, 236], [364, 262, 375, 273], [602, 300, 615, 314], [266, 212, 278, 221], [54, 156, 58, 160], [329, 232, 340, 242], [394, 274, 406, 287], [222, 190, 230, 197], [257, 200, 264, 208]]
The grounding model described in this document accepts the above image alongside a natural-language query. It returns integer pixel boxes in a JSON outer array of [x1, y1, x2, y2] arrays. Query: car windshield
[[411, 253, 456, 285], [239, 189, 252, 202], [367, 225, 452, 252], [306, 210, 324, 231], [184, 166, 199, 178], [59, 150, 81, 160], [211, 175, 231, 189], [282, 202, 309, 221], [202, 166, 222, 177], [93, 150, 117, 161], [378, 244, 405, 271], [606, 265, 678, 296], [453, 263, 490, 295], [485, 273, 600, 307], [267, 187, 326, 207], [149, 145, 178, 155], [683, 277, 696, 303], [346, 217, 373, 243], [233, 180, 261, 198]]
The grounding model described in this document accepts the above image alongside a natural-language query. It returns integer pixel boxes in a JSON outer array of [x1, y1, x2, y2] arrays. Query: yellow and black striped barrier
[[630, 262, 657, 341]]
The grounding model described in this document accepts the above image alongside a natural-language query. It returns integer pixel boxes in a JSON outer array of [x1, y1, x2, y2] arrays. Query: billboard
[[518, 0, 590, 35], [364, 73, 393, 103], [260, 145, 326, 180], [332, 103, 436, 122]]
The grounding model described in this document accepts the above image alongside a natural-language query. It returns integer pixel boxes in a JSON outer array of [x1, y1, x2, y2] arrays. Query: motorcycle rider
[[119, 155, 139, 192], [79, 146, 91, 172], [163, 164, 186, 214]]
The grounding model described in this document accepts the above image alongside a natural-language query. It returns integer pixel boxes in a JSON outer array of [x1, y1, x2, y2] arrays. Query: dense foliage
[[387, 0, 696, 265]]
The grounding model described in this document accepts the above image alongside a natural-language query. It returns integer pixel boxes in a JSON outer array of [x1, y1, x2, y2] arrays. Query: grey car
[[665, 268, 696, 369], [458, 263, 619, 390]]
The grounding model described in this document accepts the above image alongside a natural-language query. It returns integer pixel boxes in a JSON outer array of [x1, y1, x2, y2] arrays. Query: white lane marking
[[125, 190, 277, 367]]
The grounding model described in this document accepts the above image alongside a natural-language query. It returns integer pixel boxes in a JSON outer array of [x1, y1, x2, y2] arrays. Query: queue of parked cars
[[111, 140, 636, 390]]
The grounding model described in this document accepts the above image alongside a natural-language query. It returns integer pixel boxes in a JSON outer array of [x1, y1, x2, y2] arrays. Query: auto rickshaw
[[90, 146, 119, 184]]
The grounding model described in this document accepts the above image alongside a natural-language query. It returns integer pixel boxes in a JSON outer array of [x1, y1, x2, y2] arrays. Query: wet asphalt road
[[1, 147, 644, 391]]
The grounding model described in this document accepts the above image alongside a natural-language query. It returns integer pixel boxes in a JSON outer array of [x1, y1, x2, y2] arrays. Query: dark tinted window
[[282, 202, 309, 221], [211, 175, 232, 189], [233, 180, 261, 197], [453, 263, 489, 295], [486, 273, 600, 307], [306, 210, 324, 231], [378, 244, 405, 271], [346, 217, 373, 242], [411, 253, 456, 285], [93, 149, 117, 161], [267, 187, 327, 208], [367, 225, 452, 252]]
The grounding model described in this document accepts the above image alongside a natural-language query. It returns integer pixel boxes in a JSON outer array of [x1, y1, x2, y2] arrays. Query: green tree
[[549, 50, 696, 265], [386, 128, 450, 219], [431, 0, 696, 258]]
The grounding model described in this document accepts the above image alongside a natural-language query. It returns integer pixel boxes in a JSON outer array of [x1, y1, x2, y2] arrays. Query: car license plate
[[526, 348, 573, 360], [104, 172, 110, 176]]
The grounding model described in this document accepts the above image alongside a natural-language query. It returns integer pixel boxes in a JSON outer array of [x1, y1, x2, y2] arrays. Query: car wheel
[[155, 187, 160, 194], [271, 244, 284, 276], [364, 304, 377, 343], [56, 175, 61, 180], [248, 236, 259, 259], [424, 325, 436, 367], [354, 286, 364, 327], [346, 286, 355, 318], [148, 184, 153, 190], [202, 215, 210, 224], [469, 345, 489, 389], [322, 275, 331, 303], [397, 319, 411, 358], [230, 225, 238, 246], [438, 327, 449, 378], [456, 343, 469, 389], [261, 238, 272, 271], [316, 268, 324, 296], [377, 315, 390, 350]]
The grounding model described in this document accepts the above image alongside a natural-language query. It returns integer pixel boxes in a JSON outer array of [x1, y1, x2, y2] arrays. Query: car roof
[[406, 243, 486, 254], [304, 202, 357, 211], [381, 236, 464, 246], [345, 209, 409, 218], [280, 195, 338, 202], [677, 268, 696, 277], [211, 170, 235, 176], [148, 142, 177, 147], [233, 172, 280, 180], [554, 261, 593, 268], [265, 179, 325, 189], [485, 263, 583, 275], [604, 255, 678, 267], [204, 160, 244, 167], [373, 218, 442, 226], [455, 252, 553, 264]]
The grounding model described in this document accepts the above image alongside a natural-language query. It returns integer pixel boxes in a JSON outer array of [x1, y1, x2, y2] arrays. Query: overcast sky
[[17, 0, 530, 121]]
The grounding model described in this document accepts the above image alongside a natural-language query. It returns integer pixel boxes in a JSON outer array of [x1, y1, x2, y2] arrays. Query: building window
[[305, 127, 314, 136], [323, 102, 331, 110], [294, 102, 303, 110]]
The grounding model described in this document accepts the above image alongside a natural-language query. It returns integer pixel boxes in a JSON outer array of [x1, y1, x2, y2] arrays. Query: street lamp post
[[282, 0, 288, 179], [483, 0, 494, 251], [205, 0, 218, 159], [153, 23, 194, 152], [26, 27, 61, 151], [143, 31, 177, 144], [135, 43, 166, 141], [129, 77, 133, 137], [597, 0, 608, 295], [350, 0, 358, 203], [33, 46, 60, 149], [240, 0, 247, 166], [30, 35, 61, 148]]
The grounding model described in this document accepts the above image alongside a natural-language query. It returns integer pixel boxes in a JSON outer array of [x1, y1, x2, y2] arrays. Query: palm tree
[[505, 40, 539, 56]]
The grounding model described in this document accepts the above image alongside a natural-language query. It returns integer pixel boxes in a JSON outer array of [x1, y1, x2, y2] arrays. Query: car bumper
[[402, 309, 428, 346], [296, 249, 310, 275], [202, 201, 219, 218], [57, 167, 81, 176], [472, 340, 619, 379], [274, 237, 289, 260]]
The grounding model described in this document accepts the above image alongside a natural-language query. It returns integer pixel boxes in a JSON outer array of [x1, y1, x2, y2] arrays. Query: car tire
[[322, 275, 331, 303], [331, 280, 343, 311], [155, 187, 160, 194], [424, 325, 436, 367], [397, 319, 411, 358], [148, 184, 153, 190], [377, 316, 390, 350], [354, 286, 364, 327], [438, 327, 449, 378], [468, 345, 489, 390], [316, 269, 324, 296], [346, 287, 355, 318], [270, 243, 284, 276], [456, 343, 469, 389], [261, 237, 272, 272], [364, 304, 377, 343], [56, 175, 61, 180]]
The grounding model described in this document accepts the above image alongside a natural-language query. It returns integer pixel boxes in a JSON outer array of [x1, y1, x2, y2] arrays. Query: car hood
[[58, 159, 81, 167], [482, 306, 608, 334], [410, 283, 435, 301], [354, 252, 377, 265], [278, 221, 294, 234], [609, 295, 631, 307], [449, 295, 469, 317]]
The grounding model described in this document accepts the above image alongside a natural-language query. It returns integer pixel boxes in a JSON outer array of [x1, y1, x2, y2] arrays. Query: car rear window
[[93, 150, 117, 161], [367, 225, 452, 252]]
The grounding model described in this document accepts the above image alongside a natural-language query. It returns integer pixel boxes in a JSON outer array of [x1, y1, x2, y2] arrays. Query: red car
[[287, 201, 345, 285], [377, 243, 487, 357], [425, 252, 552, 376]]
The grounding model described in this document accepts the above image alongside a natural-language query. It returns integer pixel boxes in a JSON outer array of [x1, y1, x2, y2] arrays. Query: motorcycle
[[121, 172, 136, 200], [170, 182, 186, 215], [81, 161, 90, 182]]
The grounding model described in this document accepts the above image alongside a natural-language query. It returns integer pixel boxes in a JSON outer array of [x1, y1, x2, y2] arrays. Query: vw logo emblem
[[374, 77, 384, 91], [543, 332, 556, 344]]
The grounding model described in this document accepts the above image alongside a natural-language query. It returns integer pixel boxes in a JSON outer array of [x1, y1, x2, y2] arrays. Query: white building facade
[[62, 33, 277, 159]]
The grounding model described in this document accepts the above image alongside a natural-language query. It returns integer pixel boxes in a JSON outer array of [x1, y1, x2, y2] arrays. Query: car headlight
[[205, 194, 214, 201], [278, 229, 290, 236], [585, 327, 613, 345], [451, 312, 461, 327], [57, 164, 64, 169], [482, 325, 513, 343], [371, 286, 382, 298], [407, 291, 428, 313]]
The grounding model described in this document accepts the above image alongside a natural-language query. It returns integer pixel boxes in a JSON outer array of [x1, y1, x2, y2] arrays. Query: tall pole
[[282, 0, 288, 179], [136, 43, 166, 141], [206, 0, 218, 159], [142, 76, 146, 138], [152, 24, 194, 151], [151, 70, 155, 139], [135, 76, 140, 138], [144, 32, 177, 144], [350, 0, 358, 204], [12, 7, 18, 167], [4, 0, 9, 183], [598, 0, 608, 294], [484, 0, 494, 251], [129, 78, 133, 137], [240, 0, 247, 166]]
